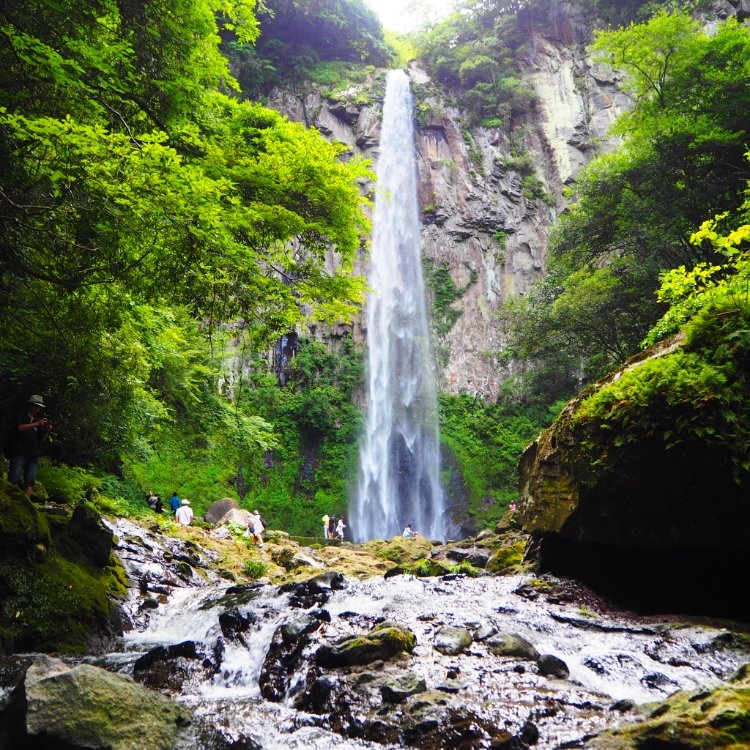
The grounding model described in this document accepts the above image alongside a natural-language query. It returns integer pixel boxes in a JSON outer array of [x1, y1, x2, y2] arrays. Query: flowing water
[[95, 519, 750, 750], [352, 69, 448, 543]]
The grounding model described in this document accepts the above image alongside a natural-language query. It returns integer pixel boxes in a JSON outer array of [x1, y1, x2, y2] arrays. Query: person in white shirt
[[335, 517, 347, 541], [251, 510, 265, 546], [175, 498, 194, 525]]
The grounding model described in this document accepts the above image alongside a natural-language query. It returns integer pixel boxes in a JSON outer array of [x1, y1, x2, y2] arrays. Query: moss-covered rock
[[362, 535, 434, 564], [316, 621, 417, 668], [384, 557, 454, 578], [585, 662, 750, 749], [0, 481, 51, 556], [0, 484, 127, 654], [23, 655, 192, 750], [517, 330, 750, 618], [486, 539, 527, 574]]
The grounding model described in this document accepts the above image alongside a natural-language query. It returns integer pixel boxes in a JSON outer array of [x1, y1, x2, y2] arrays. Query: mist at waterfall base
[[351, 70, 451, 544]]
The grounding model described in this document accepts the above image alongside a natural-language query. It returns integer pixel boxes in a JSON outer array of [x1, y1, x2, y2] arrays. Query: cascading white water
[[351, 69, 449, 542]]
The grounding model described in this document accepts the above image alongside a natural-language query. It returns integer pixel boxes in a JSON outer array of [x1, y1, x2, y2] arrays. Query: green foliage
[[423, 258, 478, 338], [0, 0, 373, 482], [209, 335, 366, 536], [439, 393, 563, 528], [451, 560, 481, 577], [243, 559, 269, 578], [36, 464, 99, 507], [575, 254, 750, 482], [416, 2, 537, 126], [574, 165, 750, 480], [229, 0, 389, 95], [501, 11, 750, 387]]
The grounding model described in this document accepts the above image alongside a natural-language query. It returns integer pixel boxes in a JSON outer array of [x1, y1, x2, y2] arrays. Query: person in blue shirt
[[169, 492, 181, 513]]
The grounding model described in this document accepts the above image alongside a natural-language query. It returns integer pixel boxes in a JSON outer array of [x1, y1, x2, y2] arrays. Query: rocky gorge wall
[[241, 15, 633, 400]]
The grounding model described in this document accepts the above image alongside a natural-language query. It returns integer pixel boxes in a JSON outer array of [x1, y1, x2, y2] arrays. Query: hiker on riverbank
[[6, 394, 53, 497], [175, 499, 194, 525], [335, 517, 347, 542], [251, 510, 265, 547]]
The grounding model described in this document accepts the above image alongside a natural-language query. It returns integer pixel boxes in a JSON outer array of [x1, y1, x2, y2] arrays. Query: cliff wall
[[252, 26, 631, 399]]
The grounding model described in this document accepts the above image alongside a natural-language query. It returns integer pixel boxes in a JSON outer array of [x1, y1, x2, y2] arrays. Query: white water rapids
[[352, 69, 449, 543], [100, 516, 749, 750]]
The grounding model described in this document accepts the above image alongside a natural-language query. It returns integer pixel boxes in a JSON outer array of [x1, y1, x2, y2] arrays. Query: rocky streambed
[[3, 518, 750, 750]]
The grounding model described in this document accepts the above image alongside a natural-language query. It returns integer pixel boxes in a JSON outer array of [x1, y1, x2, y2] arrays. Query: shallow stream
[[99, 520, 749, 749]]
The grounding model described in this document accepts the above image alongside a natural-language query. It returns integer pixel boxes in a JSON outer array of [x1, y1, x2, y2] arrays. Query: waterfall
[[351, 69, 448, 543]]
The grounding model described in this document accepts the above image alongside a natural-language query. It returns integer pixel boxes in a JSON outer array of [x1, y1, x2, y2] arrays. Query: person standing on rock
[[335, 516, 347, 542], [250, 510, 265, 547], [322, 513, 330, 539], [169, 491, 181, 514], [328, 515, 336, 540], [175, 498, 194, 525], [6, 394, 53, 496]]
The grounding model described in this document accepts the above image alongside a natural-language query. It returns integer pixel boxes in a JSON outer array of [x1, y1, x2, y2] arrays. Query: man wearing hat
[[175, 498, 194, 525], [7, 395, 53, 496]]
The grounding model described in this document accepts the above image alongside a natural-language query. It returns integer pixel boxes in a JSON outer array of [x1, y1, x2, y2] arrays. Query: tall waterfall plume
[[351, 69, 448, 543]]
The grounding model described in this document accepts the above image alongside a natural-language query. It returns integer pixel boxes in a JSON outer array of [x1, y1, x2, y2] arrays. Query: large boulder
[[67, 504, 113, 567], [519, 333, 750, 619], [214, 508, 254, 531], [204, 498, 239, 526], [22, 655, 192, 750]]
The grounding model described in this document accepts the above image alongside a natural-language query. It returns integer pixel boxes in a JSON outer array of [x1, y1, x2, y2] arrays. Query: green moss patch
[[588, 663, 750, 749]]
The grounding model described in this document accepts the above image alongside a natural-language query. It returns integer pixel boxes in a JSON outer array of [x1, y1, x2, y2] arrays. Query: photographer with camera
[[6, 394, 53, 496]]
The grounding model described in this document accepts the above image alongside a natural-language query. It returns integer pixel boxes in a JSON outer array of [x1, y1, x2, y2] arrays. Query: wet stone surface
[[101, 521, 750, 750]]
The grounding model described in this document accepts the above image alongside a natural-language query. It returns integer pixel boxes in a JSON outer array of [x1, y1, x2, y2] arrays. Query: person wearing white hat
[[7, 395, 52, 496], [175, 498, 194, 525]]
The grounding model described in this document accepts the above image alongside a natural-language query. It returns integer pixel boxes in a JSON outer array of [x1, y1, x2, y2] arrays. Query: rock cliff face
[[254, 16, 631, 399]]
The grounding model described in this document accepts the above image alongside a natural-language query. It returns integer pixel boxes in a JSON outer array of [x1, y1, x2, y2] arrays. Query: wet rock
[[281, 611, 330, 642], [206, 583, 263, 610], [610, 698, 635, 713], [133, 641, 217, 693], [22, 654, 192, 750], [299, 675, 337, 713], [640, 671, 679, 692], [380, 672, 427, 703], [486, 633, 540, 660], [550, 613, 657, 635], [583, 657, 608, 675], [316, 621, 416, 668], [433, 626, 473, 655], [260, 612, 329, 702], [280, 571, 346, 608], [204, 498, 240, 526], [218, 608, 258, 641], [445, 547, 491, 568], [538, 654, 570, 679], [585, 663, 750, 748], [473, 624, 498, 641], [435, 679, 466, 693], [519, 720, 540, 745]]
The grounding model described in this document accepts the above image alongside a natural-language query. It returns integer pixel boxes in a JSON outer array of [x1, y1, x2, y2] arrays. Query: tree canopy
[[501, 10, 750, 393], [0, 0, 372, 466]]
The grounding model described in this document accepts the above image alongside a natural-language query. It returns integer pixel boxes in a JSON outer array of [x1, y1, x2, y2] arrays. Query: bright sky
[[365, 0, 455, 33]]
